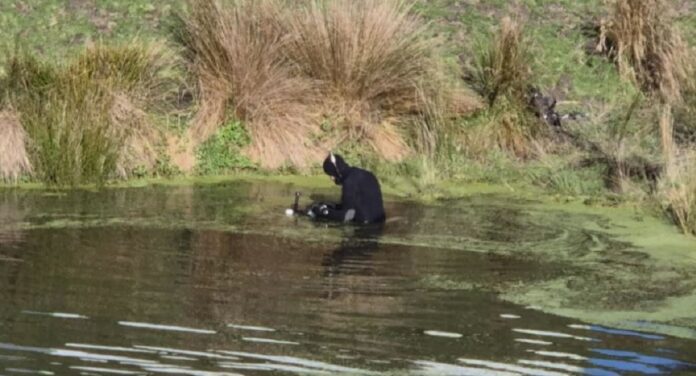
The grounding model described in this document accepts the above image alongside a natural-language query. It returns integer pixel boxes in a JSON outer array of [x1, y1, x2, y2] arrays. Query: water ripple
[[118, 322, 216, 335]]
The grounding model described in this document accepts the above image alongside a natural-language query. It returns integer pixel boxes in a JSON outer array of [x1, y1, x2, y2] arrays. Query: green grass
[[195, 120, 255, 175], [3, 54, 119, 186], [0, 0, 181, 72], [1, 41, 178, 185]]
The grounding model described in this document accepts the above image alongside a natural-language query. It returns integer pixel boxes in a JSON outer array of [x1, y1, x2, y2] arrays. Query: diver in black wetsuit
[[307, 153, 386, 224]]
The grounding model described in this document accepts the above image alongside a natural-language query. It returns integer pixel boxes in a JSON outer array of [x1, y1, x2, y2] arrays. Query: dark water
[[0, 181, 695, 376]]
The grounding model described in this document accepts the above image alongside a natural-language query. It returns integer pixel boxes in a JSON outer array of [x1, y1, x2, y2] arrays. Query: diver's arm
[[320, 206, 356, 222], [309, 178, 358, 222], [327, 175, 360, 221], [307, 202, 354, 222]]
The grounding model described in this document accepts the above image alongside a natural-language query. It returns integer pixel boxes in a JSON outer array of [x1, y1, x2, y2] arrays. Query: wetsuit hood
[[323, 153, 350, 185]]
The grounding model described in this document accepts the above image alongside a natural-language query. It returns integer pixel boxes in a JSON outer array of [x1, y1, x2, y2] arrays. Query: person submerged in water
[[307, 153, 386, 224]]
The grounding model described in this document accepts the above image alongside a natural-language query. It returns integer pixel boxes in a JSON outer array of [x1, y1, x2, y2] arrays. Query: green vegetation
[[1, 42, 179, 185], [0, 0, 695, 235], [195, 120, 255, 175]]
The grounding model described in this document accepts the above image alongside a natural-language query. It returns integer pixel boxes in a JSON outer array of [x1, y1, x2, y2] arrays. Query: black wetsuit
[[308, 154, 386, 224]]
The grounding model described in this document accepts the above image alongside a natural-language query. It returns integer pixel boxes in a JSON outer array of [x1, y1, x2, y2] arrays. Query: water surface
[[1, 181, 695, 375]]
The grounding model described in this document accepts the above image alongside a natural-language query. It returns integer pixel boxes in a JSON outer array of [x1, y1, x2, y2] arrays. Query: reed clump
[[462, 17, 541, 159], [2, 42, 178, 185]]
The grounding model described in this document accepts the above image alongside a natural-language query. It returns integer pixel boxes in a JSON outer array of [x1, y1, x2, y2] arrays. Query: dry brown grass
[[458, 17, 542, 159], [109, 93, 162, 178], [0, 109, 32, 182], [656, 102, 696, 236], [180, 0, 322, 169], [464, 17, 532, 107], [180, 0, 459, 168], [659, 103, 676, 176], [597, 0, 695, 103], [462, 98, 541, 160], [658, 149, 696, 235], [73, 42, 181, 177], [595, 0, 696, 234], [285, 0, 440, 160]]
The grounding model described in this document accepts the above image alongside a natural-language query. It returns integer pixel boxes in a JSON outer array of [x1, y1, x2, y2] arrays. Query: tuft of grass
[[561, 96, 664, 192], [460, 17, 543, 159], [196, 119, 255, 175], [74, 42, 181, 178], [464, 17, 532, 107], [0, 109, 33, 182], [674, 88, 696, 145], [593, 0, 696, 233], [460, 96, 543, 160], [2, 42, 179, 186], [595, 0, 695, 104], [178, 0, 322, 169], [285, 0, 450, 161], [658, 150, 696, 235], [11, 62, 119, 186]]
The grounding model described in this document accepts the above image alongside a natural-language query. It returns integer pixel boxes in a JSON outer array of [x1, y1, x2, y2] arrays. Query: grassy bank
[[1, 0, 695, 235]]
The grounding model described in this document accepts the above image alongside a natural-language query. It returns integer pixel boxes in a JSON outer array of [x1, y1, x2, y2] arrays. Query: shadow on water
[[0, 181, 696, 375]]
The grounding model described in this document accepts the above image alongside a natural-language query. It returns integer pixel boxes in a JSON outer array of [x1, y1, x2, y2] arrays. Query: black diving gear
[[307, 153, 386, 224]]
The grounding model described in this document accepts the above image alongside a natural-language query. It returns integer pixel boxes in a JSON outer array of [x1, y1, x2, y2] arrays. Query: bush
[[459, 95, 542, 160], [2, 42, 178, 185], [286, 0, 447, 160], [4, 55, 117, 186], [461, 17, 542, 159], [464, 17, 532, 107], [196, 120, 255, 175]]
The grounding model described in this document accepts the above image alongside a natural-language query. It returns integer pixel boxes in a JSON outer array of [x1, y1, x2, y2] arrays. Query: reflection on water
[[0, 181, 695, 375]]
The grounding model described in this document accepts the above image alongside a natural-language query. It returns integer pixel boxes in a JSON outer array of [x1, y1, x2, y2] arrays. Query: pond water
[[1, 180, 695, 375]]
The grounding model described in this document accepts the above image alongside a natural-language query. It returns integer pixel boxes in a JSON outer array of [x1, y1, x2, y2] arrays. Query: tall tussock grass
[[658, 150, 696, 235], [179, 0, 320, 169], [656, 104, 696, 236], [596, 0, 694, 103], [179, 0, 460, 168], [285, 0, 443, 160], [0, 109, 33, 182], [2, 42, 178, 185], [464, 17, 532, 107], [461, 17, 541, 159]]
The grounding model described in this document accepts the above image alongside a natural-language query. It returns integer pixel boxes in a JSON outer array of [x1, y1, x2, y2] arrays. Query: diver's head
[[323, 153, 349, 185]]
